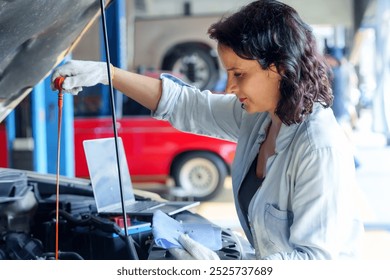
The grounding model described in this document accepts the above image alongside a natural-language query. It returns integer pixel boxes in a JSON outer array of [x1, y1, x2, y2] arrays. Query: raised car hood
[[0, 0, 106, 122]]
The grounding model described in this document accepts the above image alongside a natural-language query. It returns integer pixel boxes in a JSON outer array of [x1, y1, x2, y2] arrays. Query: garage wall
[[72, 0, 355, 70], [135, 0, 354, 26]]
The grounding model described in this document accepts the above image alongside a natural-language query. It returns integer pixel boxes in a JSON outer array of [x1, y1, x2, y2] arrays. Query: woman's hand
[[168, 233, 220, 260], [51, 60, 112, 95]]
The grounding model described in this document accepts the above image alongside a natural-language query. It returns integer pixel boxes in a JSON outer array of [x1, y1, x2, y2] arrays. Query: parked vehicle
[[133, 14, 222, 91]]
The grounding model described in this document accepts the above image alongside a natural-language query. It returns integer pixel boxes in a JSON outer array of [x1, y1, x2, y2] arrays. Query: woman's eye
[[234, 73, 242, 77]]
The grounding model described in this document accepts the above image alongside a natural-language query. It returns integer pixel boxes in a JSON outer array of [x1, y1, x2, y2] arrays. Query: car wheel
[[171, 152, 227, 201], [162, 46, 219, 90]]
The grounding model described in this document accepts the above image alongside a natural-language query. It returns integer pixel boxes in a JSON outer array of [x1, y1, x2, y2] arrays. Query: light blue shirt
[[153, 74, 364, 260]]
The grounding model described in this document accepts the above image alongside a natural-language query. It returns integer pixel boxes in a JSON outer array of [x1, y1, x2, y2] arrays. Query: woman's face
[[218, 44, 281, 114]]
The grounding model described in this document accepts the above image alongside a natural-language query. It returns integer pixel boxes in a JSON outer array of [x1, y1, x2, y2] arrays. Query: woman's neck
[[268, 115, 282, 138]]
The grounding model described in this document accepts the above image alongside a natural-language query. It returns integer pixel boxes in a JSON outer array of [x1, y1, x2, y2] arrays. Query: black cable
[[99, 0, 139, 260]]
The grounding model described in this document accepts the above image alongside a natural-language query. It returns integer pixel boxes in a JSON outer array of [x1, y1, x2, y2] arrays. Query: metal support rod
[[99, 0, 139, 260]]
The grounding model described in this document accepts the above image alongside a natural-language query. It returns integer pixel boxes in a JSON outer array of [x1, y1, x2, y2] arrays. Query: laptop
[[82, 137, 199, 216]]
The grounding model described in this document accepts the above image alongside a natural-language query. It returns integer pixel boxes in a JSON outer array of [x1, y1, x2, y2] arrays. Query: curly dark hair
[[208, 0, 333, 125]]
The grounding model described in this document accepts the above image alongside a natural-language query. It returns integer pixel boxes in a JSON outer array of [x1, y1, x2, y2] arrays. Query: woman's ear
[[268, 64, 283, 80]]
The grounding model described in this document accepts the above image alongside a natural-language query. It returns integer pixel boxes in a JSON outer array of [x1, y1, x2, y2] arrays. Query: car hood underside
[[0, 0, 105, 122]]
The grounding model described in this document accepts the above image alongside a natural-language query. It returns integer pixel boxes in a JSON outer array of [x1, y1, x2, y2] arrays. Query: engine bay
[[0, 168, 251, 260]]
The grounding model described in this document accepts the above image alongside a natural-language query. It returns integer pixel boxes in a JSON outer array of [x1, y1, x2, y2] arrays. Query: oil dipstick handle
[[54, 76, 65, 108]]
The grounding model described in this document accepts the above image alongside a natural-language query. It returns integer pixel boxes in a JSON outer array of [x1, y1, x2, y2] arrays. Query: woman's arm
[[51, 60, 163, 111], [153, 74, 242, 142], [51, 60, 242, 141], [112, 67, 162, 112]]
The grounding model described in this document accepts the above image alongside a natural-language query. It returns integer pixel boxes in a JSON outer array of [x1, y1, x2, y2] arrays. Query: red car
[[73, 91, 236, 201]]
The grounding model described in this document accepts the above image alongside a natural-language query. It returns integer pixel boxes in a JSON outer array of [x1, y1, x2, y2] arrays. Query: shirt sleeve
[[152, 73, 243, 142]]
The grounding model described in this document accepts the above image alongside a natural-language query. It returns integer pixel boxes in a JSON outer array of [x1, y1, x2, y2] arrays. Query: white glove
[[168, 234, 220, 260], [51, 60, 111, 95]]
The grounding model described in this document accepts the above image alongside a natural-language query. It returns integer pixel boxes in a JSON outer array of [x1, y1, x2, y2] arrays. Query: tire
[[171, 152, 227, 201], [162, 46, 219, 90]]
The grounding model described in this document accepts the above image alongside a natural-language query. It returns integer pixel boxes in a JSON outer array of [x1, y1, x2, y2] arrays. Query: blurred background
[[1, 0, 389, 259]]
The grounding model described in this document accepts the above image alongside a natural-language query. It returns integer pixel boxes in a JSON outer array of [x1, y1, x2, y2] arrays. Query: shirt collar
[[275, 103, 322, 153]]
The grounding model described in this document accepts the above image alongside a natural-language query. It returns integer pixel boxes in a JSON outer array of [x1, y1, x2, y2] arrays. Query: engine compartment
[[0, 168, 251, 260]]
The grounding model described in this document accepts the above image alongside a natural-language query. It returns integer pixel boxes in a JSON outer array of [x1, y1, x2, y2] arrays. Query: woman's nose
[[225, 80, 237, 95]]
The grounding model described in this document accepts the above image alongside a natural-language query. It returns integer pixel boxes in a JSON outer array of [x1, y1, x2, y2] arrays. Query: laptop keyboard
[[124, 200, 162, 212]]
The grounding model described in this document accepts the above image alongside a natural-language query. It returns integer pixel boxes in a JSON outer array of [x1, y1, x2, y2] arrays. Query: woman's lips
[[239, 98, 247, 103]]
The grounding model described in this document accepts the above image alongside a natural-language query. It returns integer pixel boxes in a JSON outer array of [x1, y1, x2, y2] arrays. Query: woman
[[52, 0, 364, 259]]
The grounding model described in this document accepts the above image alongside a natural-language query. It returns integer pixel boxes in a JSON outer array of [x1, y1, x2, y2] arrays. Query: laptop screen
[[83, 137, 135, 211]]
